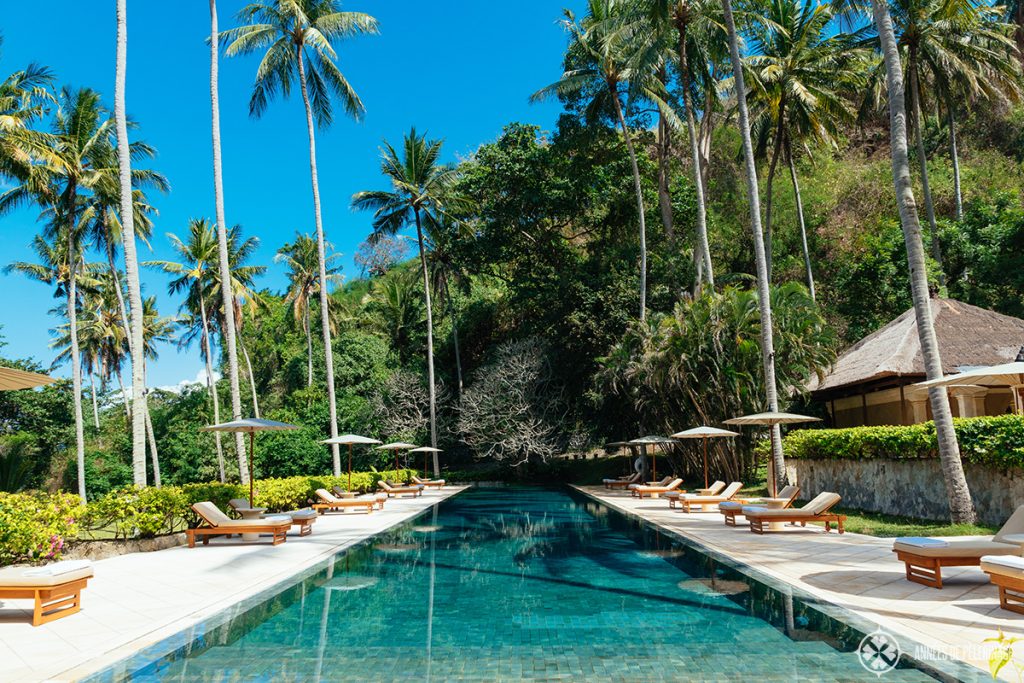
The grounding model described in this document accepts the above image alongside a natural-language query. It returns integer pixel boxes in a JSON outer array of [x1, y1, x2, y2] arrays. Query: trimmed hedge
[[0, 469, 417, 566], [776, 415, 1024, 469]]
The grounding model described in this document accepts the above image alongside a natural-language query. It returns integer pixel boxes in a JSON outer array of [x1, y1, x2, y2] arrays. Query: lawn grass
[[811, 508, 997, 537]]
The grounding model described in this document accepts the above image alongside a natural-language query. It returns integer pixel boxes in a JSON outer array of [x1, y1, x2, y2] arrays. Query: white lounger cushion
[[718, 501, 744, 511], [0, 562, 93, 587], [741, 506, 768, 514], [893, 537, 948, 548], [982, 555, 1024, 580], [893, 538, 1020, 558]]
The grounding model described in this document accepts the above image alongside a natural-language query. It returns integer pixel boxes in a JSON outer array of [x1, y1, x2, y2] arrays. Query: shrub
[[0, 491, 84, 564], [82, 486, 189, 539], [778, 415, 1024, 469]]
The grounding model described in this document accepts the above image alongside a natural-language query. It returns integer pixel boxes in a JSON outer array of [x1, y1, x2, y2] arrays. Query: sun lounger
[[665, 481, 726, 507], [603, 473, 641, 489], [630, 476, 671, 496], [314, 489, 376, 514], [378, 481, 423, 497], [893, 505, 1024, 588], [187, 502, 290, 547], [631, 478, 684, 499], [228, 499, 317, 536], [719, 485, 799, 526], [677, 482, 744, 512], [412, 475, 445, 488], [982, 555, 1024, 614], [744, 492, 845, 534], [331, 486, 386, 509], [0, 560, 93, 626]]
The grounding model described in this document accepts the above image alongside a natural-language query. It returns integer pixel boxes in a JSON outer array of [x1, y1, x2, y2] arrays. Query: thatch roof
[[810, 298, 1024, 394]]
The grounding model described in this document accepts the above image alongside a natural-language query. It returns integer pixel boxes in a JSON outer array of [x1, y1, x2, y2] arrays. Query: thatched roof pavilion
[[810, 298, 1024, 427]]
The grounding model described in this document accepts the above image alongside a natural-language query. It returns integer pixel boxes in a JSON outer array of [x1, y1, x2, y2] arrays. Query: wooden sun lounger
[[982, 556, 1024, 614], [630, 477, 671, 497], [604, 473, 641, 490], [892, 506, 1024, 588], [0, 561, 93, 626], [314, 489, 376, 514], [187, 502, 290, 547], [228, 499, 317, 536], [719, 485, 799, 525], [744, 492, 846, 534], [677, 482, 744, 512], [378, 481, 423, 497], [665, 481, 726, 508], [332, 486, 386, 509], [412, 475, 445, 488], [631, 478, 683, 499]]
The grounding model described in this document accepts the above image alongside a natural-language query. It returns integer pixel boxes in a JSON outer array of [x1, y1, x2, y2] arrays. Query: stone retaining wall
[[785, 459, 1024, 526]]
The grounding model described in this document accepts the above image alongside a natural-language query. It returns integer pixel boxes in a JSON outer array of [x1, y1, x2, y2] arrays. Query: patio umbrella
[[323, 434, 383, 491], [203, 417, 299, 508], [0, 367, 55, 391], [724, 412, 819, 497], [671, 426, 739, 489], [628, 436, 675, 481], [409, 446, 442, 478], [914, 360, 1024, 413], [377, 442, 418, 471]]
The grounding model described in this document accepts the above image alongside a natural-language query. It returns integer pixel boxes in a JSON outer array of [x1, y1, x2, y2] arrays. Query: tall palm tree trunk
[[66, 236, 87, 502], [610, 92, 648, 322], [677, 17, 714, 289], [116, 367, 130, 420], [297, 49, 341, 475], [414, 209, 440, 475], [239, 333, 261, 418], [722, 0, 786, 490], [199, 296, 226, 482], [446, 285, 464, 396], [873, 0, 975, 523], [304, 305, 313, 388], [115, 0, 148, 487], [210, 0, 248, 481], [656, 67, 675, 246], [908, 59, 945, 285], [786, 143, 816, 301], [144, 396, 161, 487], [762, 112, 787, 281], [948, 101, 963, 221], [89, 370, 100, 428]]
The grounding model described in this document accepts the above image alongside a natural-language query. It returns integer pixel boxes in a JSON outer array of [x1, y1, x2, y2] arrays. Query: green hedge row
[[0, 469, 417, 566], [776, 415, 1024, 468]]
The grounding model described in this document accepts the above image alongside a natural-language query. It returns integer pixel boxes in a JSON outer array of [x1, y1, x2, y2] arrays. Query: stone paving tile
[[0, 488, 463, 682], [576, 485, 1022, 678]]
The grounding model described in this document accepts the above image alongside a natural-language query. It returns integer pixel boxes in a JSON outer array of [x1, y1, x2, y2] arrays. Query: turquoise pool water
[[92, 487, 951, 682]]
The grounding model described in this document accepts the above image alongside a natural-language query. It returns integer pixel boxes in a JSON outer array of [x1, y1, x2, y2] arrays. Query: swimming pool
[[88, 487, 962, 681]]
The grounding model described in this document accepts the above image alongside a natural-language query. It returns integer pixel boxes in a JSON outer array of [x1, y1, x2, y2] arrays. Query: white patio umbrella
[[202, 417, 300, 507], [0, 367, 55, 391], [724, 412, 819, 497], [671, 426, 739, 489], [914, 361, 1024, 413], [322, 434, 382, 491], [409, 446, 442, 478], [628, 436, 675, 481], [377, 442, 418, 471]]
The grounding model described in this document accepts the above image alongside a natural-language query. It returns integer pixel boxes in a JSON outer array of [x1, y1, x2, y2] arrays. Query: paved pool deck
[[0, 487, 464, 682], [574, 485, 1019, 680]]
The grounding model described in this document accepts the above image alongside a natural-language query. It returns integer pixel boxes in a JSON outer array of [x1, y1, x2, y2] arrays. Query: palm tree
[[533, 1, 676, 321], [275, 232, 342, 387], [366, 268, 426, 365], [139, 296, 176, 487], [0, 35, 56, 184], [114, 0, 150, 486], [1011, 0, 1024, 71], [208, 0, 248, 483], [745, 0, 862, 295], [147, 218, 227, 481], [873, 0, 1020, 276], [223, 0, 378, 476], [352, 129, 462, 472], [720, 0, 788, 493], [857, 0, 976, 522]]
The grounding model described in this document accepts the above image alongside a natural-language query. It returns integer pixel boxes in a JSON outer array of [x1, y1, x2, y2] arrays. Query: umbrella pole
[[249, 431, 255, 508], [768, 427, 777, 498], [348, 444, 353, 491], [703, 437, 709, 489]]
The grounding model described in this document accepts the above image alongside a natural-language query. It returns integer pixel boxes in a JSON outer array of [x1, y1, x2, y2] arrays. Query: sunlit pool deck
[[0, 487, 465, 682], [575, 485, 1022, 679]]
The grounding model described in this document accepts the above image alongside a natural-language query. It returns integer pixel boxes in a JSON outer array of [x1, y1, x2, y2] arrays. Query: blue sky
[[0, 0, 583, 389]]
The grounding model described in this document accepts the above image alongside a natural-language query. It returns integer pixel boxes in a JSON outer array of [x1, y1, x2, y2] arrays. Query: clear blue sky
[[0, 0, 583, 389]]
